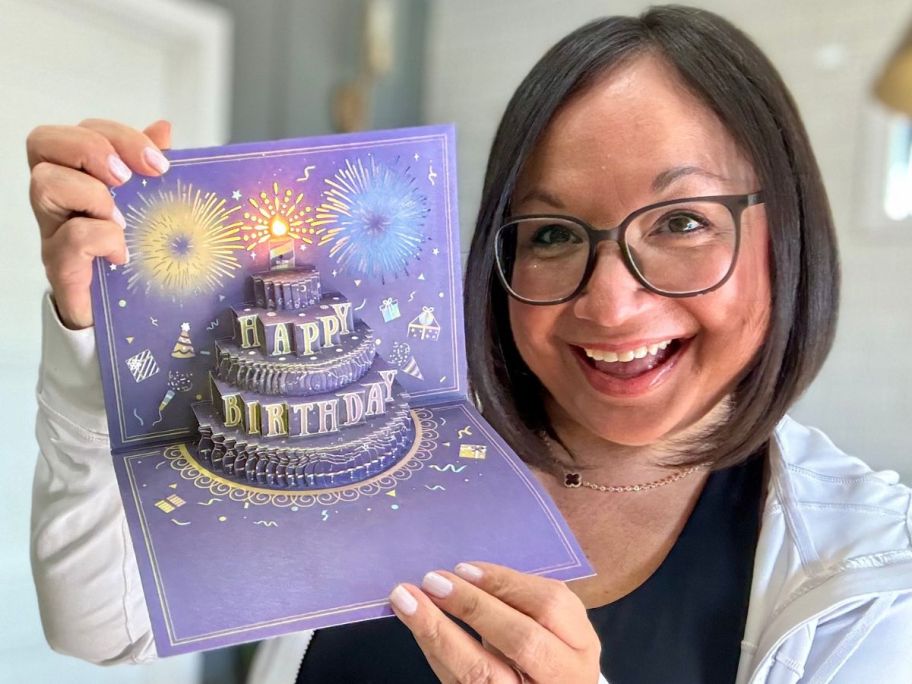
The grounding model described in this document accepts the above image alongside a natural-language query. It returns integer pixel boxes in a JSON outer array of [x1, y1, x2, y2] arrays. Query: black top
[[296, 454, 764, 683]]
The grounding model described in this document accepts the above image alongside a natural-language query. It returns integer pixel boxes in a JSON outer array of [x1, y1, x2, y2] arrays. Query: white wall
[[0, 0, 230, 681], [425, 0, 912, 481]]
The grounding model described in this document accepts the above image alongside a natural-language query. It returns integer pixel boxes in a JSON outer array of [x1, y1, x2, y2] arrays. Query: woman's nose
[[571, 242, 653, 326]]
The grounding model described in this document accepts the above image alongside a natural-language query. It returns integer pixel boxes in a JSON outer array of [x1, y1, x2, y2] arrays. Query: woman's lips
[[570, 338, 690, 397]]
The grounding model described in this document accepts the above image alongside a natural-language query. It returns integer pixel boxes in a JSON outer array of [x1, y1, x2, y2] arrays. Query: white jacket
[[31, 292, 912, 683]]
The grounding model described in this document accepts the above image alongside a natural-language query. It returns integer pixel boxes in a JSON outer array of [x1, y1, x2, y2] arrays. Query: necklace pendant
[[564, 472, 582, 488]]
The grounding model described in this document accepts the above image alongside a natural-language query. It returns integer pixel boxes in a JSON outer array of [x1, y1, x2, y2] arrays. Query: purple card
[[90, 125, 591, 656]]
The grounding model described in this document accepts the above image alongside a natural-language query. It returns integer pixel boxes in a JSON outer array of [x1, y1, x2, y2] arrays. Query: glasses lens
[[496, 217, 589, 302], [626, 200, 737, 293]]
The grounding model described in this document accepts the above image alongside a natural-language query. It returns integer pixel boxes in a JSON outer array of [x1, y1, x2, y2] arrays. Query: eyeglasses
[[494, 192, 764, 304]]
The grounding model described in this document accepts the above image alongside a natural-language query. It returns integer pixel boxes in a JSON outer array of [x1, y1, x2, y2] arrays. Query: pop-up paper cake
[[90, 125, 591, 657], [195, 266, 414, 489]]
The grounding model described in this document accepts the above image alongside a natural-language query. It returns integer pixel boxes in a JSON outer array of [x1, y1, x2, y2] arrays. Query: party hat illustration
[[171, 322, 196, 359]]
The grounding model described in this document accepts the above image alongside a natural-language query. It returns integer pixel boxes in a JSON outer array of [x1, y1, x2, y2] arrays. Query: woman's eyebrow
[[514, 188, 566, 209], [652, 165, 730, 192], [515, 166, 729, 209]]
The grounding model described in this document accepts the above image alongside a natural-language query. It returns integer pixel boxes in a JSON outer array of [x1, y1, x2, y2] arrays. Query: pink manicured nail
[[389, 585, 417, 616], [112, 206, 126, 229], [124, 245, 130, 265], [108, 154, 132, 183], [422, 571, 453, 598], [454, 562, 484, 582], [143, 146, 170, 174]]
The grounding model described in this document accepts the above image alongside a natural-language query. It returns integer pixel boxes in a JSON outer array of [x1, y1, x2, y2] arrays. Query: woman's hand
[[389, 562, 601, 683], [26, 119, 173, 330]]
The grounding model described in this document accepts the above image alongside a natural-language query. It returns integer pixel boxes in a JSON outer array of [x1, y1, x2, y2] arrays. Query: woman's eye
[[531, 224, 581, 245], [659, 213, 706, 234]]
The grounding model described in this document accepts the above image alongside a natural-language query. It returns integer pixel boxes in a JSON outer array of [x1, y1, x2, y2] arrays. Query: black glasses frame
[[494, 192, 764, 305]]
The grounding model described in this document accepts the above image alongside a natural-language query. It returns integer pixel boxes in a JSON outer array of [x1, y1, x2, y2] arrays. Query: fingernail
[[108, 154, 132, 183], [389, 585, 417, 616], [422, 571, 453, 598], [112, 206, 126, 229], [454, 563, 484, 583], [124, 245, 130, 265], [143, 146, 170, 174]]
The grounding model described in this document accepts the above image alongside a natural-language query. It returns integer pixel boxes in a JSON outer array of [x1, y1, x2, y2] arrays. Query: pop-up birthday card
[[91, 124, 591, 656]]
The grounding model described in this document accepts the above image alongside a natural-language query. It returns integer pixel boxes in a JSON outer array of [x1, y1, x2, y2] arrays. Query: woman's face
[[508, 55, 771, 446]]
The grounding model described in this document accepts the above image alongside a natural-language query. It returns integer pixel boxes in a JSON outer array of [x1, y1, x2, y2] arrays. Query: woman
[[29, 6, 912, 683]]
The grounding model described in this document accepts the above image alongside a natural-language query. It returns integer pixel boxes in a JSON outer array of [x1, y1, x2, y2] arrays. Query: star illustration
[[109, 263, 118, 271], [413, 153, 420, 160], [231, 189, 242, 200], [432, 247, 440, 255], [141, 178, 148, 187], [332, 269, 338, 277]]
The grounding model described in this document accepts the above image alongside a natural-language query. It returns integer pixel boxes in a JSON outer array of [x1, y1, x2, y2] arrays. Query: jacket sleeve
[[30, 292, 157, 664], [804, 591, 912, 683]]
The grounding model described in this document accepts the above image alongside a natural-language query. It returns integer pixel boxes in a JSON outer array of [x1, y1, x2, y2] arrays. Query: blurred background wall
[[1, 0, 909, 682]]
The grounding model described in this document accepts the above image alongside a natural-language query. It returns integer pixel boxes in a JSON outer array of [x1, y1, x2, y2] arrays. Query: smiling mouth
[[573, 339, 687, 380]]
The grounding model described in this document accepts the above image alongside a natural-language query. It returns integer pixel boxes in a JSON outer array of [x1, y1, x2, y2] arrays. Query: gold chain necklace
[[540, 433, 709, 493]]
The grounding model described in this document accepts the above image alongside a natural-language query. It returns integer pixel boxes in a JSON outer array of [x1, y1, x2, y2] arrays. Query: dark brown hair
[[464, 5, 840, 470]]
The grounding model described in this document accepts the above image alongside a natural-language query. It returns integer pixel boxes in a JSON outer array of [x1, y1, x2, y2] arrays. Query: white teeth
[[583, 339, 675, 363]]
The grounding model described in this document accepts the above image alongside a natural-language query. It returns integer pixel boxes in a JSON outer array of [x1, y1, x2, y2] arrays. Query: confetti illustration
[[296, 165, 316, 181], [429, 464, 466, 473]]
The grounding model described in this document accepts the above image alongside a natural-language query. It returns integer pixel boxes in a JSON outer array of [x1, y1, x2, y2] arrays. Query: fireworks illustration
[[240, 182, 315, 250], [311, 157, 429, 281], [125, 180, 244, 298]]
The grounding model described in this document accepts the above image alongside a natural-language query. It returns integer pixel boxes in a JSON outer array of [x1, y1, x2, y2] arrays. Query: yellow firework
[[125, 181, 244, 297], [241, 182, 317, 250]]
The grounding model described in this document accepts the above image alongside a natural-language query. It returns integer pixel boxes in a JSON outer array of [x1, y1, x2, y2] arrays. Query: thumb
[[143, 119, 172, 150]]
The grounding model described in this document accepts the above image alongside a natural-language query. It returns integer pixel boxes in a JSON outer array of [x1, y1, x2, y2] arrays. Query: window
[[856, 104, 912, 234], [884, 115, 912, 221]]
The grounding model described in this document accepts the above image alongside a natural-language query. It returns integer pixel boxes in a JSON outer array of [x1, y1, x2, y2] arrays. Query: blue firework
[[312, 157, 428, 281]]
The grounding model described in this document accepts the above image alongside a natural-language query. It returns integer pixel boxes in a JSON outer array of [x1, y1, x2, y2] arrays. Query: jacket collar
[[739, 416, 912, 682]]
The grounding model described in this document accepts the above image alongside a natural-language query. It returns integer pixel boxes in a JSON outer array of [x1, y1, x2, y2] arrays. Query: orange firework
[[240, 182, 317, 250]]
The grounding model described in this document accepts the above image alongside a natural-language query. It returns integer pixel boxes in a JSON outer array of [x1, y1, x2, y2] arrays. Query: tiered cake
[[193, 266, 414, 490]]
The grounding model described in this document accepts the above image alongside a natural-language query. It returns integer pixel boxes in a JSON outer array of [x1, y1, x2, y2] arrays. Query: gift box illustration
[[407, 306, 441, 341], [90, 125, 591, 657], [380, 296, 401, 322], [458, 444, 488, 460]]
